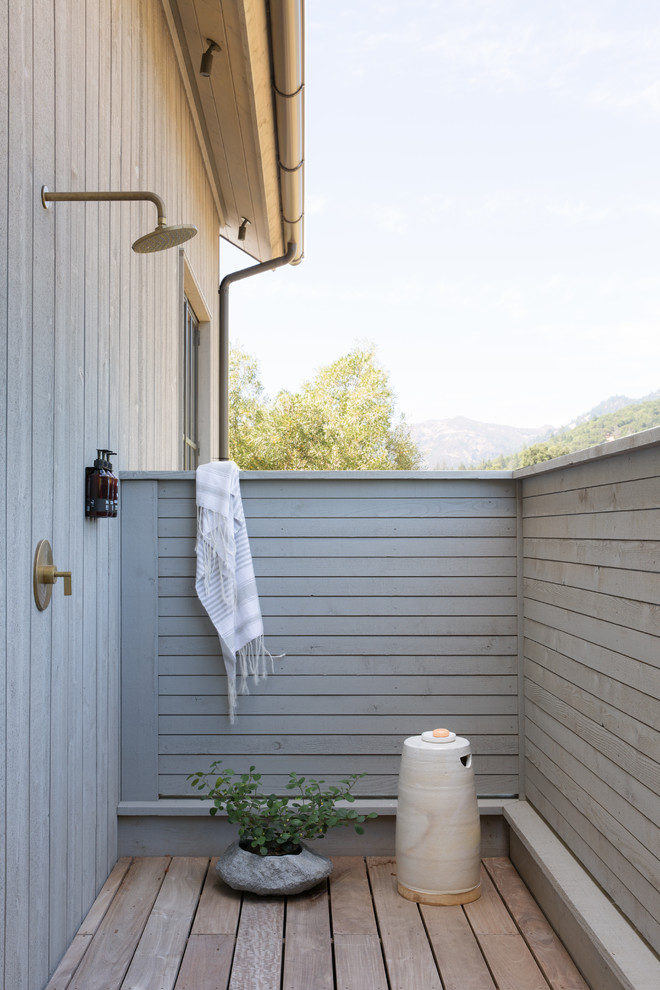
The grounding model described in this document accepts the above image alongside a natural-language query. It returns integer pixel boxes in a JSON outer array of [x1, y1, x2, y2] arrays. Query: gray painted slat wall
[[520, 443, 660, 954], [121, 473, 520, 802], [1, 2, 221, 988]]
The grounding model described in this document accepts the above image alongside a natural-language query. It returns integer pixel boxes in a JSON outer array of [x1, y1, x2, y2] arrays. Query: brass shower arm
[[41, 187, 168, 226], [40, 186, 197, 252]]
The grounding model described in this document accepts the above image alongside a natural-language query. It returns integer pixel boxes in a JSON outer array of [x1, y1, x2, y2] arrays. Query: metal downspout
[[270, 0, 304, 264], [218, 241, 298, 460]]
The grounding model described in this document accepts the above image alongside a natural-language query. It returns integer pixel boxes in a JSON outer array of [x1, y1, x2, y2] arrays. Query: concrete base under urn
[[216, 841, 333, 895]]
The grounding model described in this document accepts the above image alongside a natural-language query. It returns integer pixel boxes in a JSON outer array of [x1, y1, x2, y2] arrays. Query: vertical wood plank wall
[[121, 472, 520, 802], [1, 2, 220, 988], [520, 439, 660, 954]]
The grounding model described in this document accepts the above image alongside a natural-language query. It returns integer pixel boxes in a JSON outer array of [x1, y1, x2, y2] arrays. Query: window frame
[[180, 252, 214, 467], [182, 295, 200, 469]]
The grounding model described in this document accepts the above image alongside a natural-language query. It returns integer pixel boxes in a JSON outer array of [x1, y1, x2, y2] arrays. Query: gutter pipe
[[270, 0, 304, 264], [218, 241, 298, 459]]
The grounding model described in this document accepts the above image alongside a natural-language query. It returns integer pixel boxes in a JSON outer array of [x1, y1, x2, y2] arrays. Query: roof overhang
[[163, 0, 304, 264]]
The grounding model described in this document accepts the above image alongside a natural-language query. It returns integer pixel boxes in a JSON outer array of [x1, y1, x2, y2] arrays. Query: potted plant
[[188, 762, 377, 895]]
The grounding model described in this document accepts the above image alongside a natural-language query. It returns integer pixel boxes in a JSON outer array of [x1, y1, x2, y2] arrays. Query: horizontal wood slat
[[159, 515, 517, 538], [520, 445, 660, 496], [157, 476, 517, 499], [157, 732, 518, 756], [522, 477, 660, 517], [159, 555, 519, 578], [524, 626, 660, 714], [158, 635, 519, 656], [524, 597, 658, 667], [158, 672, 518, 696], [159, 574, 518, 597], [522, 509, 660, 541], [159, 593, 518, 617], [158, 695, 518, 719], [160, 535, 517, 557], [159, 654, 519, 676], [159, 774, 520, 799], [158, 713, 518, 735], [159, 614, 518, 636], [523, 536, 660, 572], [524, 556, 660, 605], [524, 577, 660, 636], [161, 753, 519, 775]]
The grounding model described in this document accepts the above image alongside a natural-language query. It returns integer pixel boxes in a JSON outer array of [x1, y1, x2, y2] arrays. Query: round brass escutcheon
[[33, 540, 72, 610], [34, 539, 54, 611]]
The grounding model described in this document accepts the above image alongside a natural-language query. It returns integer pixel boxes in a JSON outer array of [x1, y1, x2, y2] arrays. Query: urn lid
[[421, 727, 457, 744], [403, 727, 471, 755]]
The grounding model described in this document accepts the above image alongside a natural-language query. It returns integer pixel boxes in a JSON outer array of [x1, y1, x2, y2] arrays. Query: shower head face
[[132, 223, 198, 253]]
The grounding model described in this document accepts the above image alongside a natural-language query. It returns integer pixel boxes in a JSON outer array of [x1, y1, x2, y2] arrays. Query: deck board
[[330, 857, 389, 990], [121, 857, 208, 990], [229, 894, 284, 990], [44, 859, 133, 990], [465, 867, 549, 990], [47, 855, 590, 990], [283, 885, 334, 990], [421, 903, 498, 990], [68, 857, 170, 990], [484, 857, 591, 990], [174, 934, 235, 990], [333, 934, 389, 990], [367, 856, 444, 990], [329, 855, 379, 934], [191, 857, 242, 935]]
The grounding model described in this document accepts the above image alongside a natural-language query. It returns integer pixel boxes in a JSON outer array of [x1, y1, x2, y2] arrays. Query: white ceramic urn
[[395, 727, 481, 904]]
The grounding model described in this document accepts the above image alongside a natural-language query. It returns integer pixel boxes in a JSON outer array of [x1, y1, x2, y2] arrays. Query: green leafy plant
[[188, 762, 378, 856]]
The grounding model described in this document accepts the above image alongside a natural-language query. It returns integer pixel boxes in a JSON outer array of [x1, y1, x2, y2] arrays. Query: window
[[183, 295, 200, 469], [181, 252, 214, 466]]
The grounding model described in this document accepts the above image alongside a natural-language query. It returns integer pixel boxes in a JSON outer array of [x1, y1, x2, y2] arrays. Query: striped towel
[[195, 461, 270, 721]]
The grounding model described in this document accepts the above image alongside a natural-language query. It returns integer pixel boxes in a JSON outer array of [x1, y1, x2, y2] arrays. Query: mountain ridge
[[410, 391, 660, 469]]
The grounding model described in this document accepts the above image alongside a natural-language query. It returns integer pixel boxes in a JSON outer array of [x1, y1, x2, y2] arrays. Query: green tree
[[229, 344, 422, 470], [228, 347, 272, 468]]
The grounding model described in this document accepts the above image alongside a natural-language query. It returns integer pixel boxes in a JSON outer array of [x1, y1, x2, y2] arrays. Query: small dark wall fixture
[[200, 40, 220, 77], [86, 450, 119, 518]]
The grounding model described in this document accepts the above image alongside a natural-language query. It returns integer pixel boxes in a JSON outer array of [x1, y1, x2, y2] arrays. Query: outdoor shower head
[[132, 222, 198, 253], [41, 187, 198, 253]]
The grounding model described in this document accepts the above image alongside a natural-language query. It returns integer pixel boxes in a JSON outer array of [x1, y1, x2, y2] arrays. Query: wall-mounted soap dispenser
[[86, 449, 119, 518]]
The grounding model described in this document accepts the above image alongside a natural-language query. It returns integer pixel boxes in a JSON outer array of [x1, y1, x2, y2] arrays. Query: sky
[[220, 0, 660, 430]]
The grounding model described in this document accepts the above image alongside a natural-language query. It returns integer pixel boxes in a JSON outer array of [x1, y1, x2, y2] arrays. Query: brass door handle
[[33, 540, 73, 610], [40, 565, 72, 595]]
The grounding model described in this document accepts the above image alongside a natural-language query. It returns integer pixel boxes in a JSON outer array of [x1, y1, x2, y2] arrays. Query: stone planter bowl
[[216, 841, 333, 895]]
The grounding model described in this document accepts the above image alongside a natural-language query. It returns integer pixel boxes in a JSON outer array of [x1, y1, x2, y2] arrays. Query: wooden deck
[[45, 855, 590, 990]]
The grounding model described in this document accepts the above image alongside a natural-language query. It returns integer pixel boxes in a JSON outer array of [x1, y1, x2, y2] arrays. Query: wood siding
[[121, 472, 520, 803], [1, 2, 221, 988], [520, 440, 660, 954]]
